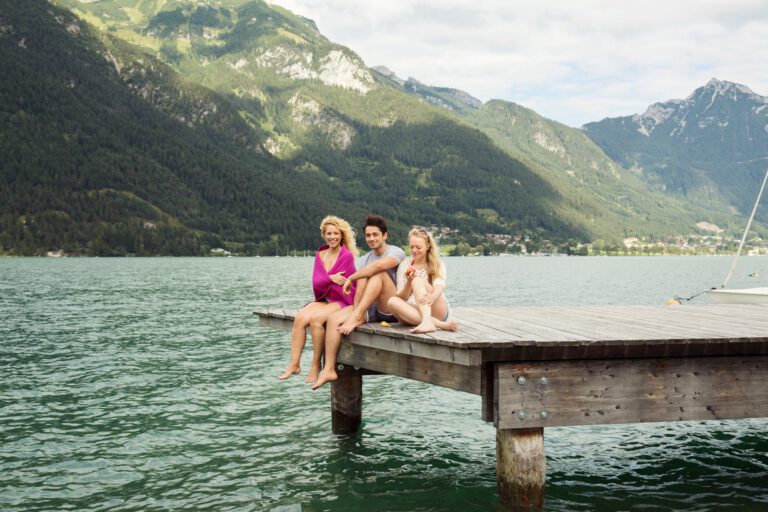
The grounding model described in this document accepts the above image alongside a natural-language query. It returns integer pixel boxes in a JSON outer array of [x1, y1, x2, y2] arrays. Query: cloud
[[271, 0, 768, 126]]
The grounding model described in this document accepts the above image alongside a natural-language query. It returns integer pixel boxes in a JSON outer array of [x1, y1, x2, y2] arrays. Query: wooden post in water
[[496, 428, 545, 510], [330, 364, 362, 434]]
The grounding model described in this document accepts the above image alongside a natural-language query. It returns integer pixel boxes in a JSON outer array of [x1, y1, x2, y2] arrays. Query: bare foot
[[410, 322, 436, 334], [278, 365, 300, 380], [438, 320, 458, 332], [337, 315, 363, 335], [305, 366, 321, 384], [311, 370, 338, 390]]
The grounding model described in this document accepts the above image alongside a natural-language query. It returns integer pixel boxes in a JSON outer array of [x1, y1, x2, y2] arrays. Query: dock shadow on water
[[1, 256, 767, 511]]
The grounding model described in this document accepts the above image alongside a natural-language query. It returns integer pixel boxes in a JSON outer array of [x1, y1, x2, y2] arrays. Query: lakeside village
[[204, 224, 768, 258], [421, 225, 768, 257]]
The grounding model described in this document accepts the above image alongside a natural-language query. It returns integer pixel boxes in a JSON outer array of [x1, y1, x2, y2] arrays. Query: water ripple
[[1, 257, 767, 511]]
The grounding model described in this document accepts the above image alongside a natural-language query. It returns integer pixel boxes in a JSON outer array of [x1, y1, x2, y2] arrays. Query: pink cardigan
[[312, 245, 356, 307]]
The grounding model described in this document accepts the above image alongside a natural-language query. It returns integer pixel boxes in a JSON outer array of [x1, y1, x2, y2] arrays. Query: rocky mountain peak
[[681, 78, 766, 113], [583, 77, 768, 224], [633, 99, 683, 136], [371, 65, 404, 86], [697, 77, 760, 100], [371, 66, 482, 111], [628, 79, 768, 138]]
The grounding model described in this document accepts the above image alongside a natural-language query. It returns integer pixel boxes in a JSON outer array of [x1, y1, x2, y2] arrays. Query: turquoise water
[[1, 256, 767, 511]]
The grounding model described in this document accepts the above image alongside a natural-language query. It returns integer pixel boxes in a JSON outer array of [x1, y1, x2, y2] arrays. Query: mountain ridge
[[3, 0, 590, 255], [377, 68, 744, 238], [5, 0, 765, 256], [583, 78, 768, 227]]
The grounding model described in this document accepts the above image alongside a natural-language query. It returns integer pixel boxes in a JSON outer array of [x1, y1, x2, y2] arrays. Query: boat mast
[[722, 167, 768, 288]]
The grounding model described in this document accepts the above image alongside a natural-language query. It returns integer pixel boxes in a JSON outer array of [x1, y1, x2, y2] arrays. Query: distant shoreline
[[3, 253, 764, 259]]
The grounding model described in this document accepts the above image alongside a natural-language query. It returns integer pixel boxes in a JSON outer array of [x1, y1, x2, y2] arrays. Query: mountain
[[1, 0, 352, 256], [457, 101, 733, 240], [583, 79, 768, 225], [9, 1, 755, 256], [377, 69, 740, 239], [57, 0, 685, 246], [3, 0, 589, 256], [372, 67, 483, 113]]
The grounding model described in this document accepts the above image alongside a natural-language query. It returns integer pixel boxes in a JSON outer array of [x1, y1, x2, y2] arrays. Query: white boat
[[706, 167, 768, 304], [707, 286, 768, 304]]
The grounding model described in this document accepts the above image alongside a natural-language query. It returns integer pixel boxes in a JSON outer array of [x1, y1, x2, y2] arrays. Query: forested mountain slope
[[7, 0, 752, 255], [3, 1, 584, 255], [1, 1, 350, 255], [376, 69, 748, 239]]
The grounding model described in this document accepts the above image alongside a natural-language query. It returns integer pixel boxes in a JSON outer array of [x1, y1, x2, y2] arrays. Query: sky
[[270, 0, 768, 127]]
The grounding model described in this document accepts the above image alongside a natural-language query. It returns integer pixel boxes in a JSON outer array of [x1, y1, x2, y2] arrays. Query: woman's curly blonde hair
[[320, 215, 358, 256]]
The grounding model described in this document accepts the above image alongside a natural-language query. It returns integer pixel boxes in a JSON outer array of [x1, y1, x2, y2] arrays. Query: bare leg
[[311, 307, 351, 390], [387, 296, 423, 325], [313, 272, 401, 390], [428, 295, 458, 332], [338, 274, 383, 335], [376, 272, 398, 314], [433, 317, 458, 331], [278, 301, 330, 379], [388, 292, 457, 332], [409, 275, 437, 333], [351, 276, 367, 309], [306, 302, 341, 383]]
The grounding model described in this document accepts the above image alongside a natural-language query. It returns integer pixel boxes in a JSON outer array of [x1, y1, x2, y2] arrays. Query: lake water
[[1, 256, 767, 511]]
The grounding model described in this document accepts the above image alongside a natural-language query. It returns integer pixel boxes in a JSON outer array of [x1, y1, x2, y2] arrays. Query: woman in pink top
[[278, 215, 358, 383]]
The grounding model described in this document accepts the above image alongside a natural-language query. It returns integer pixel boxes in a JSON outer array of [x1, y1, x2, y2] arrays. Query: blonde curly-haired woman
[[278, 215, 358, 383]]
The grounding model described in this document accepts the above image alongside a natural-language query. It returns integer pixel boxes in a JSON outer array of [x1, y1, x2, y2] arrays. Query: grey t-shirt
[[357, 244, 406, 285]]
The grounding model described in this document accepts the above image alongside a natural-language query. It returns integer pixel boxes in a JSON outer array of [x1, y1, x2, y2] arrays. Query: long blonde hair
[[409, 228, 440, 282], [320, 215, 358, 256]]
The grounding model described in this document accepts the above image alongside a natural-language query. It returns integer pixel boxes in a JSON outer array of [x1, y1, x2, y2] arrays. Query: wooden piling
[[496, 428, 545, 509], [331, 365, 362, 434]]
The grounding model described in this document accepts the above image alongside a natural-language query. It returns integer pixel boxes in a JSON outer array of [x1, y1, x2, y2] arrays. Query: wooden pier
[[255, 304, 768, 509]]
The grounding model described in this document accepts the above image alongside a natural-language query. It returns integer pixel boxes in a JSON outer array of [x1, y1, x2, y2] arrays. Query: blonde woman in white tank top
[[387, 228, 458, 334]]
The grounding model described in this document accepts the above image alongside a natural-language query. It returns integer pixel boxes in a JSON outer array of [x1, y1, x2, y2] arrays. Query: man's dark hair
[[363, 214, 388, 235]]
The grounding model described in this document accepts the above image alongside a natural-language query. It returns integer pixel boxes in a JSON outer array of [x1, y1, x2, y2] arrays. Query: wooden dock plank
[[483, 306, 659, 342], [623, 304, 768, 332], [465, 308, 596, 342], [344, 329, 482, 366], [555, 305, 768, 341], [254, 305, 768, 356], [494, 356, 768, 428], [655, 305, 768, 331], [531, 308, 676, 342], [338, 342, 481, 394], [451, 312, 536, 344], [570, 305, 749, 340]]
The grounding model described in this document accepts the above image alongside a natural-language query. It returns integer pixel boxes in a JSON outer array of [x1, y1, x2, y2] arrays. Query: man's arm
[[343, 256, 400, 294]]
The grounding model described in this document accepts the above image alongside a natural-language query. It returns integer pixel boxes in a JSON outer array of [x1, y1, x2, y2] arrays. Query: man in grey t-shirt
[[353, 243, 406, 317], [311, 214, 405, 390]]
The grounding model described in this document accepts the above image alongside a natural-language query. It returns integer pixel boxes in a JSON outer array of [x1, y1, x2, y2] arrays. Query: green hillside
[[376, 69, 745, 239], [44, 0, 618, 242], [0, 1, 345, 255], [457, 100, 743, 239], [3, 0, 589, 256], [8, 0, 750, 256]]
